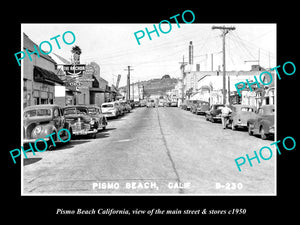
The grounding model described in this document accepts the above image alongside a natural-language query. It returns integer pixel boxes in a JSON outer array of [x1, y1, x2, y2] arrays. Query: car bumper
[[72, 129, 97, 135], [23, 137, 50, 144], [269, 127, 275, 134]]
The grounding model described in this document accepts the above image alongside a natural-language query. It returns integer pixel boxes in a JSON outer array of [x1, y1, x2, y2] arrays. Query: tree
[[71, 45, 82, 55], [71, 45, 82, 64]]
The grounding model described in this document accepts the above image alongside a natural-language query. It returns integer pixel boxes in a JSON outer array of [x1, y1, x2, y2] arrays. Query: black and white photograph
[[4, 4, 298, 220], [20, 23, 277, 195]]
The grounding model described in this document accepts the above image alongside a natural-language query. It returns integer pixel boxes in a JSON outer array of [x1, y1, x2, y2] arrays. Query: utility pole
[[179, 55, 188, 104], [212, 25, 235, 104], [124, 66, 133, 101]]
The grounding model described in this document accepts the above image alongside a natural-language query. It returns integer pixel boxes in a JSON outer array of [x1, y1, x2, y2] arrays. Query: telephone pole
[[179, 55, 188, 104], [124, 66, 133, 101], [212, 25, 235, 104]]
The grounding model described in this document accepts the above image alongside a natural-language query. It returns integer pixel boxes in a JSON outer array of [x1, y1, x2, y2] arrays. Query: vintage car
[[193, 101, 210, 115], [186, 100, 198, 111], [205, 104, 225, 122], [247, 105, 275, 140], [146, 99, 155, 108], [101, 102, 120, 118], [125, 101, 132, 112], [227, 105, 257, 130], [87, 105, 108, 131], [180, 100, 188, 110], [23, 104, 72, 149], [170, 101, 178, 107], [63, 105, 98, 138]]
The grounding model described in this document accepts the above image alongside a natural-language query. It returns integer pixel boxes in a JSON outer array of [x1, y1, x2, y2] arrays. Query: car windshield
[[24, 109, 51, 118], [88, 108, 98, 114], [102, 104, 114, 108], [64, 107, 88, 115]]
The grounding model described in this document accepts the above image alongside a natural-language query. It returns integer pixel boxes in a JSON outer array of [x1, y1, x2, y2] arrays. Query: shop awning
[[89, 87, 108, 93], [33, 66, 64, 85]]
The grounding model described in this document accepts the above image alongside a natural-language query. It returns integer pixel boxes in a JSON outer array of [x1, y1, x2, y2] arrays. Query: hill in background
[[138, 75, 179, 97]]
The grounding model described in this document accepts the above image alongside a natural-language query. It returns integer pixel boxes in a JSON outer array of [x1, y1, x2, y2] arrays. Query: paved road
[[23, 107, 275, 195]]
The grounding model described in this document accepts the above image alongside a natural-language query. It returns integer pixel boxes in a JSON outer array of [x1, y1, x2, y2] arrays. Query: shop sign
[[63, 64, 86, 76]]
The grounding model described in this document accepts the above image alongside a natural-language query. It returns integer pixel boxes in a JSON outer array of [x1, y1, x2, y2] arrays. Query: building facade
[[23, 33, 64, 109]]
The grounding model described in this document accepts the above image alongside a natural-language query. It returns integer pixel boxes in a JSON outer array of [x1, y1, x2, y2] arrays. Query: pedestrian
[[221, 104, 232, 129]]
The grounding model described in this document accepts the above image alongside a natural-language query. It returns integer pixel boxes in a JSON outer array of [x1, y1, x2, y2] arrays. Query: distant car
[[147, 99, 155, 108], [63, 105, 98, 138], [227, 105, 257, 130], [114, 101, 124, 116], [122, 101, 132, 113], [134, 101, 140, 107], [247, 105, 275, 140], [140, 100, 146, 107], [193, 101, 210, 115], [186, 100, 199, 111], [23, 104, 72, 149], [180, 100, 188, 110], [158, 101, 164, 107], [190, 100, 205, 114], [87, 105, 108, 131], [170, 101, 177, 107], [205, 104, 225, 122], [101, 102, 120, 118]]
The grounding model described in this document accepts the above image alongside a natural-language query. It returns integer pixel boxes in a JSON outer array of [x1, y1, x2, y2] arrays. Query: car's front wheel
[[260, 126, 268, 140], [248, 124, 253, 136]]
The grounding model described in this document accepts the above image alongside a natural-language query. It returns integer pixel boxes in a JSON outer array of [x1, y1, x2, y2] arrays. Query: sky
[[22, 23, 276, 87]]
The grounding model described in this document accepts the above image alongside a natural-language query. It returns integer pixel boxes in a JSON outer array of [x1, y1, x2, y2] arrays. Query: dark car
[[205, 104, 225, 122], [194, 101, 210, 115], [87, 105, 108, 131], [63, 105, 98, 138], [247, 105, 274, 140], [227, 105, 257, 130], [180, 100, 188, 110], [23, 104, 72, 149], [190, 100, 209, 114], [186, 100, 199, 111]]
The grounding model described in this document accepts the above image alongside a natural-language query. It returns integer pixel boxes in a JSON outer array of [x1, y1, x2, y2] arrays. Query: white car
[[101, 102, 119, 118]]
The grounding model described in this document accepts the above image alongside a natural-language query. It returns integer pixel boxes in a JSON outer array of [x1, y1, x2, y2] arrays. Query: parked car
[[190, 100, 204, 114], [63, 105, 98, 138], [192, 101, 210, 115], [134, 101, 140, 107], [227, 105, 257, 130], [205, 104, 225, 122], [186, 100, 199, 111], [247, 105, 274, 140], [87, 105, 108, 131], [170, 101, 178, 107], [180, 100, 188, 110], [158, 101, 164, 107], [119, 101, 131, 113], [23, 104, 72, 149], [115, 101, 125, 116], [101, 102, 120, 118], [147, 99, 155, 108]]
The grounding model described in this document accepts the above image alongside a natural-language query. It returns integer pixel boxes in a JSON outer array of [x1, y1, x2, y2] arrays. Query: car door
[[53, 107, 63, 131]]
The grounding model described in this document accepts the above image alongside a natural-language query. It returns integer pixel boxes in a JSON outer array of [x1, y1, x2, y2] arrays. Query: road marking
[[115, 139, 132, 143]]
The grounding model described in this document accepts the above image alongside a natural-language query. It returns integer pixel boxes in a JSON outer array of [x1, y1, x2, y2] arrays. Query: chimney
[[189, 41, 193, 65]]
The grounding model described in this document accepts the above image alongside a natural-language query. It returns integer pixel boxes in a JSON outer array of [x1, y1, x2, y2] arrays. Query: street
[[23, 107, 275, 195]]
